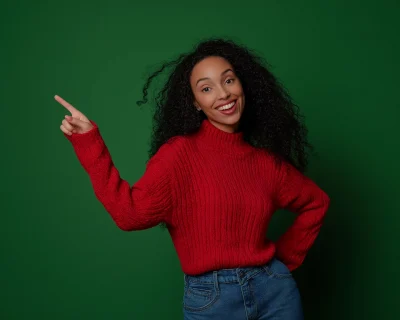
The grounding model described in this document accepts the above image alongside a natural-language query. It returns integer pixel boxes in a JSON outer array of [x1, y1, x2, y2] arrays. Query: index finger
[[54, 95, 77, 114]]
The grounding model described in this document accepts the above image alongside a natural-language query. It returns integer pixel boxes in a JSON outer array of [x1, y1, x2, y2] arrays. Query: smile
[[216, 100, 237, 115], [217, 100, 236, 111]]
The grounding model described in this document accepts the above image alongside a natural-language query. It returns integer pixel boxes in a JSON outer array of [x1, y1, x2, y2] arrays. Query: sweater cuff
[[64, 120, 106, 171]]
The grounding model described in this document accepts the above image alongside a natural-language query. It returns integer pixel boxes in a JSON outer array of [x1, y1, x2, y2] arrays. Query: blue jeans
[[182, 258, 303, 320]]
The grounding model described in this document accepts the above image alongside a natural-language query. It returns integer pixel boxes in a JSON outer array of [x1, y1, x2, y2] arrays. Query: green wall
[[1, 0, 399, 319]]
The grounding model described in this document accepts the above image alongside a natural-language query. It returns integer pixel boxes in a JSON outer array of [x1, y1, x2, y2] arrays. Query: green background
[[1, 0, 399, 319]]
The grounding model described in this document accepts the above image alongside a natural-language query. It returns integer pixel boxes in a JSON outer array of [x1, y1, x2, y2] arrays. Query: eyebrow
[[196, 68, 234, 85]]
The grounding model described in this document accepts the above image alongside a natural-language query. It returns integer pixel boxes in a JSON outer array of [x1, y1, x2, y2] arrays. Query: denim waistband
[[184, 259, 274, 286]]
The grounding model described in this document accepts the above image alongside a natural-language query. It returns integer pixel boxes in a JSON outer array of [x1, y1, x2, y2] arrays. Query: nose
[[218, 86, 231, 100]]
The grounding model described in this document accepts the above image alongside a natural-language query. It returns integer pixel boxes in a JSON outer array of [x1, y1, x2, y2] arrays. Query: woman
[[56, 38, 330, 320]]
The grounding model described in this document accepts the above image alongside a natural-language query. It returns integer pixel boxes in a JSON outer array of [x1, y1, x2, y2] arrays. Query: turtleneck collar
[[193, 119, 254, 156]]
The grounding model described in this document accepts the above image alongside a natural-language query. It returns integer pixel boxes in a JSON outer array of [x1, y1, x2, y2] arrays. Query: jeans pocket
[[263, 258, 293, 279], [183, 280, 220, 312]]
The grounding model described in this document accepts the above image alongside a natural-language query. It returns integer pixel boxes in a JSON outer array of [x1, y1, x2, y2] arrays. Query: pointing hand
[[55, 95, 94, 136]]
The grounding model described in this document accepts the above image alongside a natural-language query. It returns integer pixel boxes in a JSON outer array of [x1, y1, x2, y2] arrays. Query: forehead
[[191, 56, 234, 79]]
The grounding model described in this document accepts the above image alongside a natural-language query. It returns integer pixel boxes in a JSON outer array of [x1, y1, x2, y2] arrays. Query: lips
[[217, 100, 237, 115]]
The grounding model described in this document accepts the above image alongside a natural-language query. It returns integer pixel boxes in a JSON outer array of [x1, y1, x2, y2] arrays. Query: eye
[[226, 78, 235, 84], [202, 87, 211, 93]]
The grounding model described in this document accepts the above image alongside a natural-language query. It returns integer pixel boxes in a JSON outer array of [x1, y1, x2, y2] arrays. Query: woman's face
[[190, 56, 245, 133]]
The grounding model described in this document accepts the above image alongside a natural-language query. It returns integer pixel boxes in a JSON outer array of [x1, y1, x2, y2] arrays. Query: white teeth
[[217, 101, 235, 111]]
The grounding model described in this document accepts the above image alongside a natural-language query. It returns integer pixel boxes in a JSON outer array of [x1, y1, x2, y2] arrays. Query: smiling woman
[[57, 38, 330, 320], [137, 39, 313, 175]]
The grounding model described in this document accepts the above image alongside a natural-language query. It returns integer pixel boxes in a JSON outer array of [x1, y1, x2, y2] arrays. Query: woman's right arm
[[55, 95, 173, 231]]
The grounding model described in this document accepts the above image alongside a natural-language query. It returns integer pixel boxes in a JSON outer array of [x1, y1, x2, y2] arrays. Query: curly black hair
[[137, 38, 313, 209]]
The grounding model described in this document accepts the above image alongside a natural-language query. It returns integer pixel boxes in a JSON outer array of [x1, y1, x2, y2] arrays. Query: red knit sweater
[[66, 118, 330, 275]]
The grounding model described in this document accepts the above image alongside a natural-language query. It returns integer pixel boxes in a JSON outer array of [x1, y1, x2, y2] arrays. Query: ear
[[193, 101, 201, 111]]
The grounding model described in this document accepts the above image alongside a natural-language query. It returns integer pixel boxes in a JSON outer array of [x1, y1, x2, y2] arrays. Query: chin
[[222, 113, 242, 124], [212, 114, 242, 131]]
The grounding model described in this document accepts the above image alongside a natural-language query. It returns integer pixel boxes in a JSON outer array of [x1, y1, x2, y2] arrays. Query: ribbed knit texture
[[65, 118, 330, 275]]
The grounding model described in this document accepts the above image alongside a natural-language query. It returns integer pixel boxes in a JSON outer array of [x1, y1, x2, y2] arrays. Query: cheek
[[234, 83, 244, 97], [195, 93, 215, 108], [233, 83, 245, 107]]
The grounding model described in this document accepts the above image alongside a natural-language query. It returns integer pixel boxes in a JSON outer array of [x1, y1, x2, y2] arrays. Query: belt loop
[[184, 273, 187, 286], [236, 268, 244, 285], [213, 271, 219, 293]]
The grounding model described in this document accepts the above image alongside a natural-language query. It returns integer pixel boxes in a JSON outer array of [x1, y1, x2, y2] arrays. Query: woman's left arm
[[273, 159, 331, 271]]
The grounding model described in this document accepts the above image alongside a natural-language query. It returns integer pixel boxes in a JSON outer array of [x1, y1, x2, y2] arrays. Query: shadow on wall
[[291, 152, 370, 320]]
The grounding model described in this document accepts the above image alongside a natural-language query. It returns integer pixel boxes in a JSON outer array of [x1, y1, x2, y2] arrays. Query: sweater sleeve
[[273, 159, 330, 271], [64, 120, 173, 231]]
